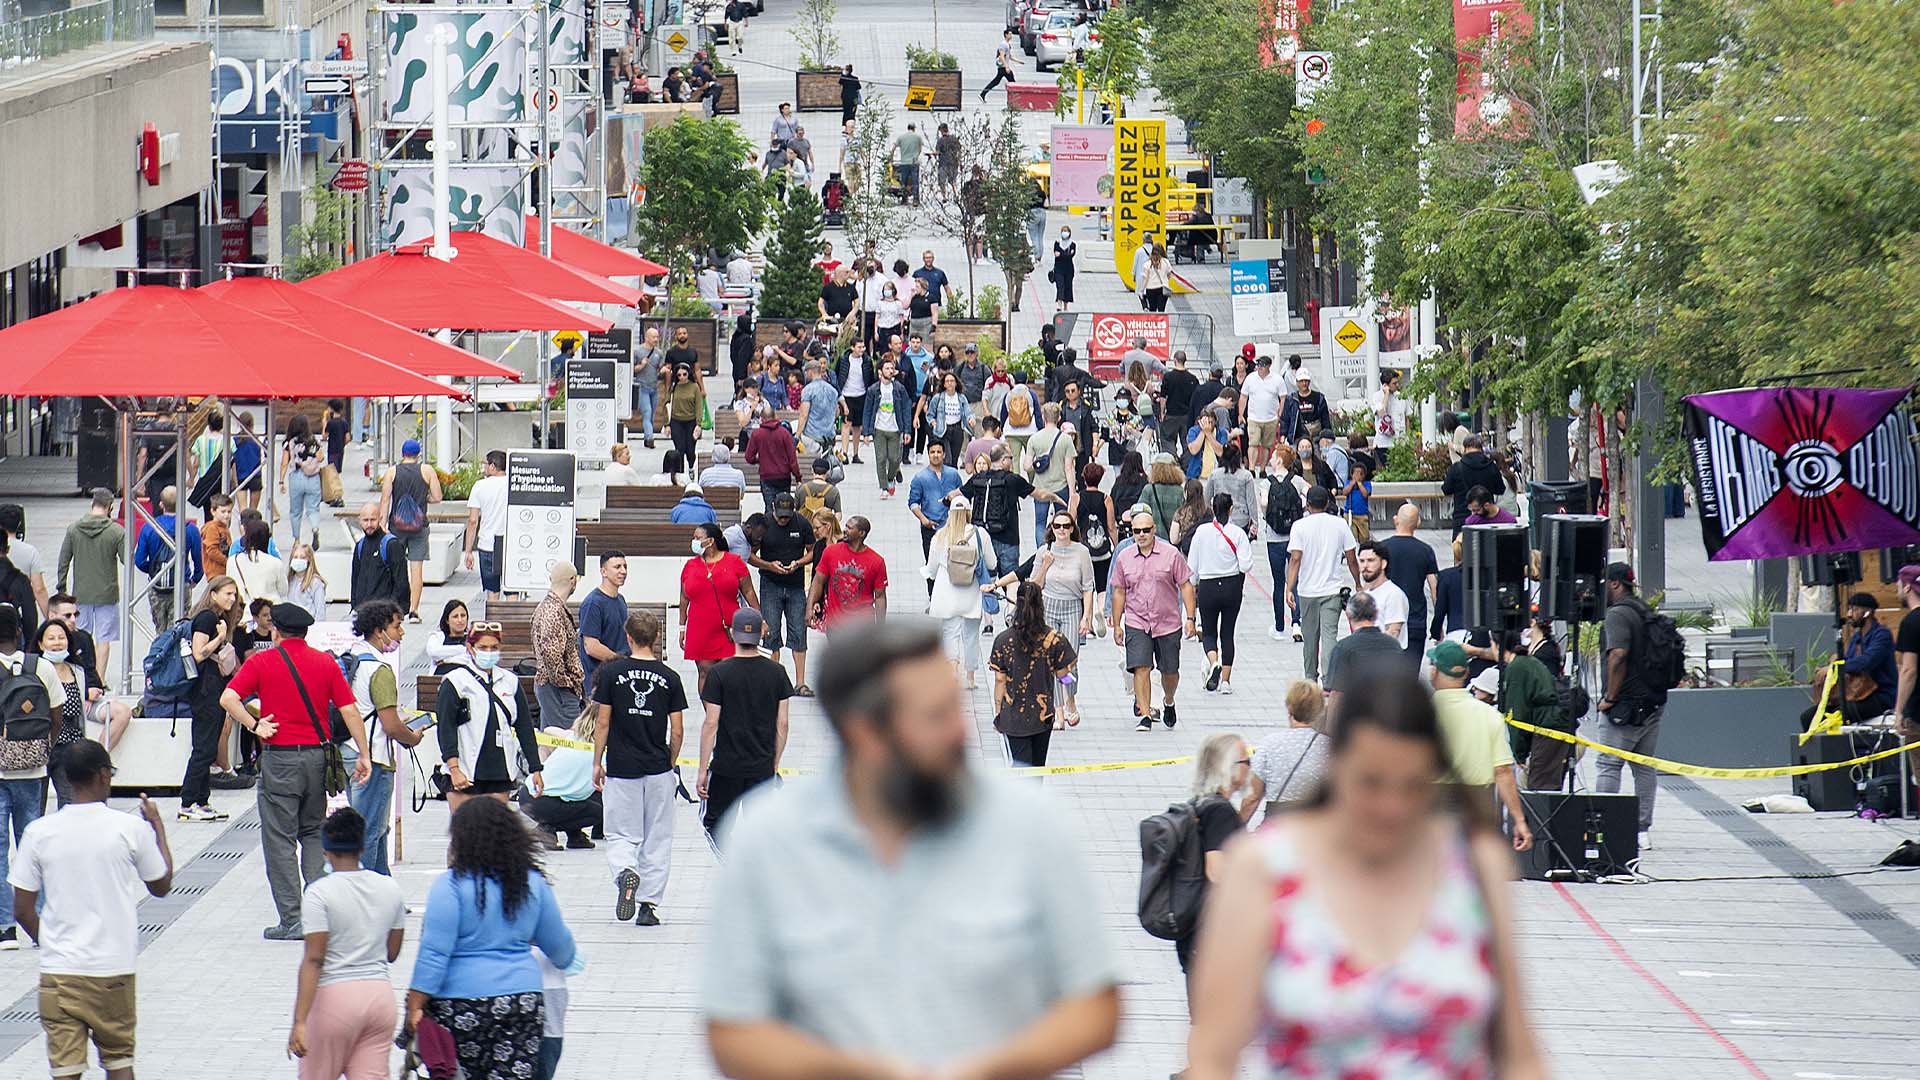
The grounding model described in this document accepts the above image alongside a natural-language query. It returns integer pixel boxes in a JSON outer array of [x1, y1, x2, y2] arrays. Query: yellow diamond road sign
[[1334, 319, 1367, 352], [667, 30, 688, 52]]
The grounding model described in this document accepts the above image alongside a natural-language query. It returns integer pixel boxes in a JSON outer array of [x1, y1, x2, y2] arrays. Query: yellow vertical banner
[[1112, 118, 1167, 291]]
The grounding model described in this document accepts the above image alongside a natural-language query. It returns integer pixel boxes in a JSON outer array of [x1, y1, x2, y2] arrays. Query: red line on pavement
[[1551, 882, 1772, 1080]]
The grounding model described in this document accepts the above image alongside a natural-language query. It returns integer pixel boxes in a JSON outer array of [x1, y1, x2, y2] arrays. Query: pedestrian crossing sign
[[666, 30, 688, 52], [905, 85, 935, 110], [1334, 319, 1367, 352]]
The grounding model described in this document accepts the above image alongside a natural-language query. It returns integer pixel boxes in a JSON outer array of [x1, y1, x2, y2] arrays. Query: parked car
[[1021, 0, 1076, 54], [1034, 11, 1099, 70]]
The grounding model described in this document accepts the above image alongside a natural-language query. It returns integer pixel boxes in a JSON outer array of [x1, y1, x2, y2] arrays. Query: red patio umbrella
[[0, 286, 465, 399], [524, 216, 669, 278], [395, 229, 644, 306], [200, 277, 522, 380], [303, 249, 613, 333]]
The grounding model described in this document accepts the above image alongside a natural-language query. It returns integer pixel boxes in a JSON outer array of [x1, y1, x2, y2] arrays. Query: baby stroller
[[820, 173, 848, 227]]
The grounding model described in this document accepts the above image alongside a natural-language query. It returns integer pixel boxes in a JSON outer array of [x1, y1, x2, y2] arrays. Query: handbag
[[275, 647, 348, 797], [974, 527, 1002, 616], [699, 397, 714, 431], [319, 463, 344, 505]]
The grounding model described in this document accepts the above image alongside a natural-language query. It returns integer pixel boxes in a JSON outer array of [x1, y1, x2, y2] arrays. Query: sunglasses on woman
[[1051, 521, 1073, 530]]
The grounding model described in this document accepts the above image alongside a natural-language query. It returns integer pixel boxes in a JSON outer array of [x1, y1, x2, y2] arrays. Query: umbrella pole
[[117, 407, 135, 694], [173, 409, 188, 627], [264, 402, 278, 534]]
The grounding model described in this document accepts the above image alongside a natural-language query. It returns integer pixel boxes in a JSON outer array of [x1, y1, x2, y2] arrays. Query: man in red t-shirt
[[218, 603, 371, 940], [807, 515, 889, 628]]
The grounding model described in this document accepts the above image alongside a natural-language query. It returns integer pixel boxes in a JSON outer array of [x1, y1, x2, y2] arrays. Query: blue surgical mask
[[44, 649, 69, 664], [473, 650, 501, 671]]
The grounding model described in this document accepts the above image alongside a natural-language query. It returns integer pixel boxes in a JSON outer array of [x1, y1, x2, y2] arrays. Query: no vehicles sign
[[1295, 51, 1332, 107]]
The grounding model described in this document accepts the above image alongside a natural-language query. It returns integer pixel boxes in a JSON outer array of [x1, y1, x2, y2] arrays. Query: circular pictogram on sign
[[1302, 54, 1329, 81], [1092, 316, 1129, 352]]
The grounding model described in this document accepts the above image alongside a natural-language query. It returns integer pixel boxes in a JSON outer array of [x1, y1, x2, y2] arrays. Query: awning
[[302, 249, 614, 332], [0, 286, 464, 399], [524, 216, 669, 278], [396, 229, 644, 306], [199, 277, 522, 381]]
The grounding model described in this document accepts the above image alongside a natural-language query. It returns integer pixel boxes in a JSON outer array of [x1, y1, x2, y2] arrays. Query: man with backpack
[[131, 485, 203, 630], [1261, 467, 1306, 642], [379, 438, 443, 622], [960, 444, 1063, 589], [1596, 562, 1682, 847], [349, 502, 409, 611], [797, 457, 842, 518]]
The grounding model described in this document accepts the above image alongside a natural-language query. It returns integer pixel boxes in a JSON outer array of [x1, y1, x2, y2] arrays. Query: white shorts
[[77, 603, 120, 643]]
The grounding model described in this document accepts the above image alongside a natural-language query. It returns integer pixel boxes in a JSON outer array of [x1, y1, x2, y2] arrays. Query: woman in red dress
[[680, 521, 759, 694]]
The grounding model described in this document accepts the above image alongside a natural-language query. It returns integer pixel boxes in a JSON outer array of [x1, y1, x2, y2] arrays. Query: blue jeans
[[1033, 487, 1069, 541], [633, 384, 658, 441], [348, 760, 395, 875], [478, 548, 501, 594], [288, 468, 323, 541], [350, 397, 374, 442], [991, 539, 1020, 587], [0, 778, 46, 929], [1265, 540, 1298, 631], [760, 579, 810, 654]]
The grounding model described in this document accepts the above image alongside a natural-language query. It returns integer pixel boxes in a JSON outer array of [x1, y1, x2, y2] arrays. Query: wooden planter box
[[907, 69, 963, 111], [932, 318, 1007, 354], [635, 315, 720, 376], [796, 70, 844, 113], [712, 72, 740, 115]]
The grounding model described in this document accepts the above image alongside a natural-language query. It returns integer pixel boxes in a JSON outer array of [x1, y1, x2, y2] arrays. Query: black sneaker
[[0, 926, 17, 951], [1162, 703, 1178, 729], [614, 869, 640, 922], [1135, 712, 1154, 732], [635, 902, 661, 927], [566, 830, 595, 849], [1204, 664, 1222, 693]]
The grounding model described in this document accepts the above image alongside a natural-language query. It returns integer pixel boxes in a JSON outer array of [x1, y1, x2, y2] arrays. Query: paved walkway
[[0, 3, 1914, 1078]]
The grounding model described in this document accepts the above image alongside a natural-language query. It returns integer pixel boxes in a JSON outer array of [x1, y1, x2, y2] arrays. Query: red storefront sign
[[1454, 0, 1532, 135]]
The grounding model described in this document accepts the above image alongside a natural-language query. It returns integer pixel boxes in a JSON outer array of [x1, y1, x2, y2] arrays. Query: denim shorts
[[760, 580, 809, 653]]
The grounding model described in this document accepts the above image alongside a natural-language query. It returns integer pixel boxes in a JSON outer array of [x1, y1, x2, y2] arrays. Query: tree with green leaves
[[759, 188, 826, 321], [630, 115, 772, 289], [981, 113, 1038, 316], [841, 97, 910, 261], [1054, 9, 1148, 119], [922, 114, 998, 316], [285, 184, 351, 282], [790, 0, 840, 69]]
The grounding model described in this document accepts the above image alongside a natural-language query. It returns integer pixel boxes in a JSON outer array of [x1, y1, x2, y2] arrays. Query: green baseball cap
[[1426, 640, 1470, 678]]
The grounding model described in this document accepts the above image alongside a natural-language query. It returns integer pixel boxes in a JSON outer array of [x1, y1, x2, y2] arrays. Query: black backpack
[[1264, 474, 1303, 536], [0, 654, 52, 745], [1137, 794, 1228, 941], [1625, 597, 1686, 700]]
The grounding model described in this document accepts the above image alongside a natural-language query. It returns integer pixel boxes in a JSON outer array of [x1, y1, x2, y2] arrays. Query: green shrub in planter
[[905, 43, 959, 70], [976, 285, 1003, 321]]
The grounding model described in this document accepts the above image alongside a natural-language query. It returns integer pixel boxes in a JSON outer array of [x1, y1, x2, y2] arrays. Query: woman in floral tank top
[[1183, 671, 1546, 1080]]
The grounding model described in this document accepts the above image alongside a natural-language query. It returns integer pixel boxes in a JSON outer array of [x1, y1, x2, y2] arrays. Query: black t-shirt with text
[[1899, 608, 1920, 721], [756, 515, 816, 589], [592, 657, 689, 778], [701, 656, 793, 777]]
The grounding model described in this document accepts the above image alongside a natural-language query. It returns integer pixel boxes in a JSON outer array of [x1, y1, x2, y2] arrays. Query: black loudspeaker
[[1798, 551, 1862, 587], [1464, 524, 1530, 633], [1527, 479, 1589, 550], [1541, 514, 1608, 623], [1515, 791, 1640, 879], [1789, 732, 1901, 811], [75, 396, 118, 493], [1879, 545, 1920, 584]]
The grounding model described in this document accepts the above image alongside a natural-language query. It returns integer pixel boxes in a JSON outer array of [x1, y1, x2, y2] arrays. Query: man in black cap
[[218, 602, 372, 939], [697, 608, 792, 843], [748, 493, 816, 694], [1594, 562, 1661, 848]]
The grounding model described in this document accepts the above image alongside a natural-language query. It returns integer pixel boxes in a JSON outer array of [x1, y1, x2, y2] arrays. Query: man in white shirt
[[1237, 353, 1287, 472], [1371, 368, 1410, 450], [1355, 540, 1410, 647], [8, 739, 173, 1078], [462, 449, 510, 600], [1284, 486, 1360, 683]]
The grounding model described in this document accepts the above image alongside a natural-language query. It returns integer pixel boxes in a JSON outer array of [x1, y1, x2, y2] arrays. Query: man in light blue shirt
[[702, 619, 1120, 1079], [906, 443, 962, 597], [902, 333, 935, 391], [797, 362, 841, 455]]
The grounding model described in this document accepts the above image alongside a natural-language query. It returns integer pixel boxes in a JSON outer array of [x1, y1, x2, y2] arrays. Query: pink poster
[[1454, 0, 1531, 135], [1049, 125, 1116, 207]]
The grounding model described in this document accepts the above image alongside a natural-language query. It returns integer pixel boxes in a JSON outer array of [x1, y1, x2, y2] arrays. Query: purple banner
[[1684, 386, 1920, 561]]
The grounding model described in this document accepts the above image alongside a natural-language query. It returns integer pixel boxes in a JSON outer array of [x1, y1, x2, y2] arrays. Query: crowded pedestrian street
[[2, 0, 1919, 1079]]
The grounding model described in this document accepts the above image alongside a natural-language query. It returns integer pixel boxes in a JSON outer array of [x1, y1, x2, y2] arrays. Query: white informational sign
[[566, 359, 620, 465], [1320, 304, 1377, 384], [1212, 177, 1254, 218], [1229, 258, 1289, 338], [1295, 51, 1333, 108], [503, 451, 577, 595], [588, 328, 634, 421], [309, 621, 402, 681], [654, 24, 696, 76]]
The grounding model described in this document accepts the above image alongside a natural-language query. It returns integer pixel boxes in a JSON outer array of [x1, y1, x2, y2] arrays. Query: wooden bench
[[416, 673, 539, 717], [602, 505, 741, 525], [714, 407, 801, 445], [606, 485, 743, 512], [578, 521, 705, 558]]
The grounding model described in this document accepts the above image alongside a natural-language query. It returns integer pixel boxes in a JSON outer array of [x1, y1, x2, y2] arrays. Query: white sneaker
[[1268, 627, 1287, 641], [177, 805, 215, 822], [1291, 627, 1303, 642], [1219, 682, 1235, 695], [1637, 830, 1653, 851]]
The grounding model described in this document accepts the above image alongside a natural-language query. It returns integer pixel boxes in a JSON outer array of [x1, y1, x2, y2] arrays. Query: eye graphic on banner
[[1683, 386, 1920, 561]]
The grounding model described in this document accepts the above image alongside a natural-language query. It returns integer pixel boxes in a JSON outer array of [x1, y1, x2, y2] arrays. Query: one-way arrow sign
[[303, 76, 352, 96]]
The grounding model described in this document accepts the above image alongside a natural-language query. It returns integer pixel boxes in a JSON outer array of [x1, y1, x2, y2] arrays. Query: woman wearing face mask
[[435, 622, 543, 813], [33, 619, 92, 808], [874, 281, 905, 351], [1184, 672, 1545, 1080], [284, 540, 327, 620], [178, 576, 243, 822], [679, 522, 759, 696], [1051, 226, 1078, 312]]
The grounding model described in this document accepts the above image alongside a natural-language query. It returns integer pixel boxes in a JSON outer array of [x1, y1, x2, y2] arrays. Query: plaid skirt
[[1043, 594, 1085, 648]]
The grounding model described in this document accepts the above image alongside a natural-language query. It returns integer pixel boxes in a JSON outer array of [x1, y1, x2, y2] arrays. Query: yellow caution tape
[[1504, 715, 1920, 780], [1008, 754, 1194, 777]]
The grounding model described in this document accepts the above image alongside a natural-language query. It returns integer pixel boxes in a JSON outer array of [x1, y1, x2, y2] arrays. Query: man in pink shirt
[[1109, 511, 1198, 731]]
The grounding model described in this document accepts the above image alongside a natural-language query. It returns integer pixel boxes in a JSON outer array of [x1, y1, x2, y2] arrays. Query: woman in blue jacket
[[407, 798, 578, 1079]]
